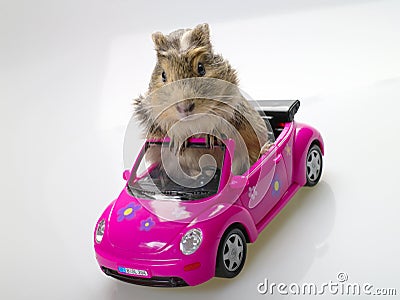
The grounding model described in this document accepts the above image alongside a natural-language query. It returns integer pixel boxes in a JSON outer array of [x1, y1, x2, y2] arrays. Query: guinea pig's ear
[[152, 32, 168, 52], [190, 23, 211, 48]]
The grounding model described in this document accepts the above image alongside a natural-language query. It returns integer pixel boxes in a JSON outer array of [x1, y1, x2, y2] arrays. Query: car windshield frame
[[127, 140, 226, 201]]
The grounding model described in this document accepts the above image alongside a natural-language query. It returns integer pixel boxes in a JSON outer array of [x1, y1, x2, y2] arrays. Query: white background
[[1, 0, 400, 299]]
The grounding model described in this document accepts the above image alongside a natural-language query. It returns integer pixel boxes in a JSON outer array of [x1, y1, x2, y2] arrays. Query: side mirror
[[229, 175, 247, 189], [123, 170, 131, 181]]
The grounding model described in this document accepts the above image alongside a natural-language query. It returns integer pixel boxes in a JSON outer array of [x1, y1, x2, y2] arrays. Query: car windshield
[[127, 141, 225, 201]]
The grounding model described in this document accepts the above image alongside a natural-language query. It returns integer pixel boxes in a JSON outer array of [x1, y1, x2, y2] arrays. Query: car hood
[[107, 187, 239, 253]]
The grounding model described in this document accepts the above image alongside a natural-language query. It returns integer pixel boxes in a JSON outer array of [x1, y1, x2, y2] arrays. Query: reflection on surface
[[245, 181, 336, 283], [104, 181, 335, 298]]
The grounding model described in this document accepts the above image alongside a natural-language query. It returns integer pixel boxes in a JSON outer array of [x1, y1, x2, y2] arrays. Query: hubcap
[[223, 233, 244, 272], [306, 149, 321, 181]]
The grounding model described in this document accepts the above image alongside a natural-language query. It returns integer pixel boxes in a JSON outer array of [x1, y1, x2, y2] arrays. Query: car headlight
[[95, 220, 105, 243], [180, 228, 202, 255]]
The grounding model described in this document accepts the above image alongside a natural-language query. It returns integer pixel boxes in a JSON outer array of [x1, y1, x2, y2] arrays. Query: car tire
[[215, 227, 247, 278], [305, 144, 323, 186]]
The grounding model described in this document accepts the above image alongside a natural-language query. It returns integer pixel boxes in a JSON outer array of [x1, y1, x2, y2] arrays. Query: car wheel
[[305, 144, 323, 186], [215, 228, 247, 278]]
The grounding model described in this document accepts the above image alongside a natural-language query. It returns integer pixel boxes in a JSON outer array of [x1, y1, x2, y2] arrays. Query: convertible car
[[94, 100, 324, 287]]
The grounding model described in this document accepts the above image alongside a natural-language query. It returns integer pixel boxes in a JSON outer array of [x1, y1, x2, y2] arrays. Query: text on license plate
[[118, 266, 148, 276]]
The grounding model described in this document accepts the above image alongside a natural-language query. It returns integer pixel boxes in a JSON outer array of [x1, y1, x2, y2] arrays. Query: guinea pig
[[133, 23, 272, 175]]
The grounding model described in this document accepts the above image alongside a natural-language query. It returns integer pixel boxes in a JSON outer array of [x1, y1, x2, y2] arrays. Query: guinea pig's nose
[[176, 102, 195, 113]]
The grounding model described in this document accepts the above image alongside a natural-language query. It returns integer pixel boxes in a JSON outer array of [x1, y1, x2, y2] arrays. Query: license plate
[[118, 266, 148, 277]]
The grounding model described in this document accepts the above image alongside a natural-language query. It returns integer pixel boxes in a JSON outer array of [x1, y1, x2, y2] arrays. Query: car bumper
[[100, 266, 188, 287], [95, 245, 216, 287]]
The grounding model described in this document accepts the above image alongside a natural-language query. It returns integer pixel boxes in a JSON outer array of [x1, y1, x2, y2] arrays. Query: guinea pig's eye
[[197, 63, 206, 76], [161, 71, 167, 82]]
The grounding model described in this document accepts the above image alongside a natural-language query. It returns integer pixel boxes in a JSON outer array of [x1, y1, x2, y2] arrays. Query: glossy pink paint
[[94, 121, 324, 286]]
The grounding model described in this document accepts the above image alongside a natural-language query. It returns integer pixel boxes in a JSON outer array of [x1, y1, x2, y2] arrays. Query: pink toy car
[[94, 100, 324, 287]]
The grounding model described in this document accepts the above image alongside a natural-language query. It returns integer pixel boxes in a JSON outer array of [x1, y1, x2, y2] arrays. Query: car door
[[240, 144, 289, 225]]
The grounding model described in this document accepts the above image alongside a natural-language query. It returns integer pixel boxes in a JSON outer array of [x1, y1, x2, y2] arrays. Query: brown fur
[[133, 24, 271, 175]]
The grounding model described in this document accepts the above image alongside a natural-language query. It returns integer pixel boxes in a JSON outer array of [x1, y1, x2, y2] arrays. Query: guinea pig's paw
[[168, 136, 178, 154], [169, 137, 175, 152], [205, 134, 214, 149], [211, 129, 224, 146], [259, 142, 274, 156], [179, 140, 189, 155], [207, 129, 224, 149], [169, 135, 186, 155]]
